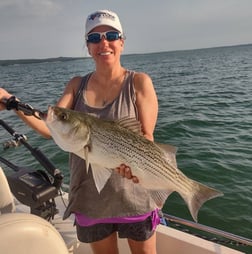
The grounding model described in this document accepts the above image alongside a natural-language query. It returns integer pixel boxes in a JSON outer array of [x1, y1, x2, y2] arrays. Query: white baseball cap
[[85, 10, 123, 35]]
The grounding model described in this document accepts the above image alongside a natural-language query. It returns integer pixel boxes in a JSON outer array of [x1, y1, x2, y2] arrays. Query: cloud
[[0, 0, 61, 18]]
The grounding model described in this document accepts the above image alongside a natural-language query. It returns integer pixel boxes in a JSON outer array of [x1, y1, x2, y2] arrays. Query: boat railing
[[163, 213, 252, 247]]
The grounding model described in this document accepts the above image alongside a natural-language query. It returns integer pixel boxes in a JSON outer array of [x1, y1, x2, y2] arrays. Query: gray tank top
[[63, 70, 157, 220]]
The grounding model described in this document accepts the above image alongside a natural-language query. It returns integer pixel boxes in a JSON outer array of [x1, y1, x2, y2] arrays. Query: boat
[[1, 168, 251, 254], [0, 108, 251, 254]]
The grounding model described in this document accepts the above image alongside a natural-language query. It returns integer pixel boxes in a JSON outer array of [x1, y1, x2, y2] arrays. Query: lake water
[[0, 44, 251, 252]]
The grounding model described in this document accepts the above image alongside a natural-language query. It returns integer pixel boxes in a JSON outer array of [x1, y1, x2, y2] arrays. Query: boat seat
[[0, 166, 15, 214], [0, 213, 69, 254]]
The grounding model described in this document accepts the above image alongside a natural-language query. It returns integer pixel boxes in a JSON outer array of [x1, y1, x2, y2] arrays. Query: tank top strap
[[72, 72, 92, 109]]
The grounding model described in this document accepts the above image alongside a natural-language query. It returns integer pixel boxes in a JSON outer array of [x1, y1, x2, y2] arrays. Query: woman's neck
[[93, 66, 126, 87], [85, 66, 127, 108]]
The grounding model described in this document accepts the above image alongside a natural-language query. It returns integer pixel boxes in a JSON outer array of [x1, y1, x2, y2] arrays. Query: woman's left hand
[[0, 88, 12, 111], [115, 164, 139, 183]]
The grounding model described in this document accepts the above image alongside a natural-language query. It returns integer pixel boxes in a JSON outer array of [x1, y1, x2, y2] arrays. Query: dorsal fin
[[156, 143, 178, 168], [156, 143, 177, 154], [116, 117, 143, 135]]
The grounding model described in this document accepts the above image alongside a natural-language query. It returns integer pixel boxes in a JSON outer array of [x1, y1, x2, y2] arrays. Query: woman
[[0, 10, 159, 254]]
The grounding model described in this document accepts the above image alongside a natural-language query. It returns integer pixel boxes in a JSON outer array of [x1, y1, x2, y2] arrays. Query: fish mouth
[[43, 106, 55, 122], [38, 111, 47, 120]]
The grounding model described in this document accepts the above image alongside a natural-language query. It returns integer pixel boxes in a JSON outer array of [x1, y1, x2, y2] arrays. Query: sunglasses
[[86, 31, 124, 44]]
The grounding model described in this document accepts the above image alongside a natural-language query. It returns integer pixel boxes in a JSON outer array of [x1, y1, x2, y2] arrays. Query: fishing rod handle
[[2, 96, 19, 110], [1, 96, 43, 119]]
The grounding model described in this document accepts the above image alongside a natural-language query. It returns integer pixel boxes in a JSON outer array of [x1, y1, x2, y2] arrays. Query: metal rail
[[163, 213, 252, 247]]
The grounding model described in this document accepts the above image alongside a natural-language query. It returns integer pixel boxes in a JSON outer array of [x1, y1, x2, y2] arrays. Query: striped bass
[[44, 106, 223, 222]]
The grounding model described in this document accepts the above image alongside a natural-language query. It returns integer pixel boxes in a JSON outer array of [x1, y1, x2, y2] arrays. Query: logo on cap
[[89, 11, 115, 21]]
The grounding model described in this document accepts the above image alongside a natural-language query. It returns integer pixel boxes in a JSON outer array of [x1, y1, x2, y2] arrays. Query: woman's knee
[[90, 232, 119, 254], [127, 232, 157, 254]]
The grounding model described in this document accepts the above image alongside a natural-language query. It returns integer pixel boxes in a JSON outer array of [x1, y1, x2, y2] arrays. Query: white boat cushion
[[0, 166, 15, 214]]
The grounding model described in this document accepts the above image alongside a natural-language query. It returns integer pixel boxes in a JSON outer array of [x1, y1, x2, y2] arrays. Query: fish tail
[[182, 181, 223, 222]]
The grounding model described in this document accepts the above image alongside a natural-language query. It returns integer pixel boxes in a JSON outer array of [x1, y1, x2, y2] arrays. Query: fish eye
[[59, 112, 68, 121]]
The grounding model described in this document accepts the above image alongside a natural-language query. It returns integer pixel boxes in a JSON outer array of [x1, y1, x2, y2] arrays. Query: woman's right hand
[[0, 88, 12, 110], [115, 164, 139, 183]]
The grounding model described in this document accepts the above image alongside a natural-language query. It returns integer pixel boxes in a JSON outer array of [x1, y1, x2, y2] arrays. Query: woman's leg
[[127, 232, 157, 254], [90, 231, 119, 254], [76, 222, 119, 254]]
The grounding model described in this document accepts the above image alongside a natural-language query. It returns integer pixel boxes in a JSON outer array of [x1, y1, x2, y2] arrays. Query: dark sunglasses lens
[[87, 33, 101, 43], [106, 32, 120, 41], [87, 32, 121, 43]]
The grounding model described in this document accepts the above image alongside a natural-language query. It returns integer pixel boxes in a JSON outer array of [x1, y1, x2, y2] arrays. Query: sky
[[0, 0, 252, 60]]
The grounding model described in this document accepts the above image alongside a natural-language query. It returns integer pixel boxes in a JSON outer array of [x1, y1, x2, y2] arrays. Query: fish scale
[[44, 106, 223, 222], [92, 127, 171, 183], [93, 127, 180, 185]]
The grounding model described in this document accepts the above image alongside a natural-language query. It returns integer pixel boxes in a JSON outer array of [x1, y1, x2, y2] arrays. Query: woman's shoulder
[[66, 73, 92, 92], [67, 76, 82, 88], [131, 71, 153, 91], [129, 70, 150, 79]]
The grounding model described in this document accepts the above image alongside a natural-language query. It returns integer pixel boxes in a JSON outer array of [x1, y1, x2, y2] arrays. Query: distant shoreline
[[1, 43, 251, 67], [0, 56, 85, 67]]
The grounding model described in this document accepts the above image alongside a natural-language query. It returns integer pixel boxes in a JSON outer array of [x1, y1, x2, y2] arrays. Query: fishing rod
[[2, 95, 44, 119], [0, 97, 63, 220], [0, 118, 63, 220], [0, 119, 63, 188], [0, 96, 63, 183]]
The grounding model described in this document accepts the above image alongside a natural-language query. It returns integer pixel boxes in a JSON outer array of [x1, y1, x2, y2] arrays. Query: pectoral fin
[[84, 145, 90, 173], [91, 164, 113, 193]]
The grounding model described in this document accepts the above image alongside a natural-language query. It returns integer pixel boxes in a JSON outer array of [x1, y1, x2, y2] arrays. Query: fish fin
[[84, 145, 90, 173], [180, 180, 224, 222], [150, 190, 173, 208], [156, 143, 178, 154], [156, 143, 178, 167], [116, 118, 143, 135], [91, 164, 112, 193]]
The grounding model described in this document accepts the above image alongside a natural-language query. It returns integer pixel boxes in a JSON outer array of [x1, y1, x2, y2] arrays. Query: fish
[[44, 106, 223, 222]]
